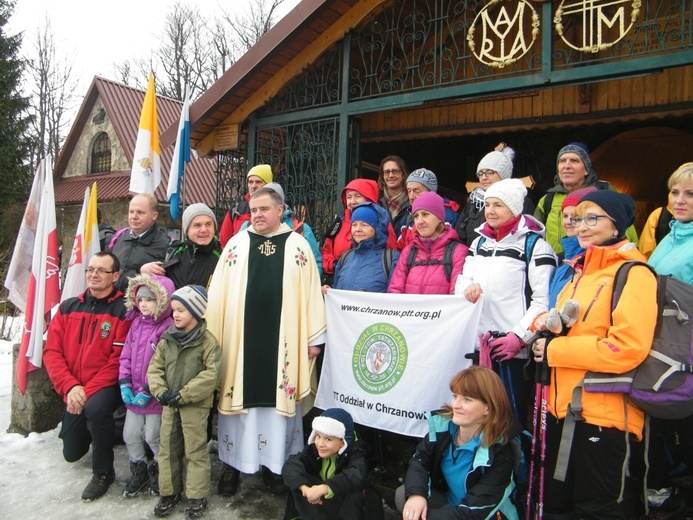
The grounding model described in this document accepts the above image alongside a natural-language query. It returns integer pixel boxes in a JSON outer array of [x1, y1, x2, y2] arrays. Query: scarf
[[167, 319, 204, 346], [383, 189, 409, 219], [469, 186, 487, 211]]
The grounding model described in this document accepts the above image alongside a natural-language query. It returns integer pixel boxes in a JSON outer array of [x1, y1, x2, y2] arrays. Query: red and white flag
[[62, 182, 100, 301], [4, 159, 61, 393]]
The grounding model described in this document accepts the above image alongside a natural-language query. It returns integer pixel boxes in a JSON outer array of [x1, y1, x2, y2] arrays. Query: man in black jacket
[[140, 203, 221, 290], [108, 194, 170, 292]]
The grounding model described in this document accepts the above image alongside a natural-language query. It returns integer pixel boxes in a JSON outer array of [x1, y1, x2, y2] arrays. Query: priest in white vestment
[[206, 185, 326, 495]]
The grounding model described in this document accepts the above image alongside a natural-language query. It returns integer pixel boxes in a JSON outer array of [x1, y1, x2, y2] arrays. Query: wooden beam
[[196, 0, 387, 157]]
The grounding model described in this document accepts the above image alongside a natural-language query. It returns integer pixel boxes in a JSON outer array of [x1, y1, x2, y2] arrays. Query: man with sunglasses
[[44, 251, 131, 502]]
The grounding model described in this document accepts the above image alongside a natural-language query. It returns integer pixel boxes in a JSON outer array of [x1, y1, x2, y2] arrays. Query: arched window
[[90, 132, 111, 173]]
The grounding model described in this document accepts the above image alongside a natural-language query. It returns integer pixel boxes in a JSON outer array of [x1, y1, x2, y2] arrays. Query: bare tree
[[222, 0, 285, 56], [25, 18, 78, 170], [113, 0, 284, 101]]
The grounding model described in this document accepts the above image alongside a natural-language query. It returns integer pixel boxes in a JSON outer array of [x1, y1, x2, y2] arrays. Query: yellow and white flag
[[129, 71, 161, 194], [62, 182, 101, 300]]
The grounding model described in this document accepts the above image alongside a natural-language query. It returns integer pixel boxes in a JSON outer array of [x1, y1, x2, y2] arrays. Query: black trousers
[[286, 474, 365, 520], [543, 415, 630, 519], [59, 385, 121, 474]]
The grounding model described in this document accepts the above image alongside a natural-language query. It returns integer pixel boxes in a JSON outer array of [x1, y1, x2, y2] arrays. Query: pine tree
[[0, 0, 32, 211]]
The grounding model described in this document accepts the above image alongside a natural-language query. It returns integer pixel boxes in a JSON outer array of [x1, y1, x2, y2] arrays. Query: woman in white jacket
[[455, 178, 557, 427]]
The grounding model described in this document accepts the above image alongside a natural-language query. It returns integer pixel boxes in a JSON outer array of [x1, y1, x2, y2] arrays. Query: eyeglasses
[[476, 170, 498, 179], [383, 169, 402, 176], [569, 215, 614, 228], [85, 268, 115, 275]]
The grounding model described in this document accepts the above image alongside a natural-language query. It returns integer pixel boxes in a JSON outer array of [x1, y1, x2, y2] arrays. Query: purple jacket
[[388, 225, 467, 294], [118, 274, 175, 414]]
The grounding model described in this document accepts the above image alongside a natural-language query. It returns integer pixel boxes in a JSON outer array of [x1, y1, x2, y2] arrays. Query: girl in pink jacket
[[388, 192, 467, 294]]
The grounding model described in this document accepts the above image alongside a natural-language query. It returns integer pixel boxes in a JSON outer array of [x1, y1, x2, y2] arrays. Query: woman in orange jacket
[[532, 191, 657, 519]]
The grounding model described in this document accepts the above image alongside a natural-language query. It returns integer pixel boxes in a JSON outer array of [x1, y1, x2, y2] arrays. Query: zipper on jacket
[[581, 284, 605, 322]]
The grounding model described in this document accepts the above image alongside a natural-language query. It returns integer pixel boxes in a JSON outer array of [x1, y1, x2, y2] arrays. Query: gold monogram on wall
[[467, 0, 540, 68], [555, 0, 641, 53]]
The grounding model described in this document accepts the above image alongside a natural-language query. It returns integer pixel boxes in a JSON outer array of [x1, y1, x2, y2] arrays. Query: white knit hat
[[182, 203, 216, 235], [477, 146, 515, 180], [484, 178, 527, 217]]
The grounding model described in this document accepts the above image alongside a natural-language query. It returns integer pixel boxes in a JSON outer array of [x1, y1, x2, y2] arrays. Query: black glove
[[168, 392, 185, 408], [156, 390, 173, 406]]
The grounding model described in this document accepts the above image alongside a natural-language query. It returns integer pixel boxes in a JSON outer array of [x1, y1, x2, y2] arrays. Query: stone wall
[[64, 97, 129, 178], [9, 344, 64, 435]]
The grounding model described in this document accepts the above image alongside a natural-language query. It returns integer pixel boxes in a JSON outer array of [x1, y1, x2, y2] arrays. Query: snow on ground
[[0, 322, 399, 520], [0, 325, 284, 520]]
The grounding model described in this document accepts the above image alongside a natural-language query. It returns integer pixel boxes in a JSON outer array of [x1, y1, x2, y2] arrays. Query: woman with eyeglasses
[[378, 155, 411, 238], [455, 145, 535, 247], [531, 190, 658, 519]]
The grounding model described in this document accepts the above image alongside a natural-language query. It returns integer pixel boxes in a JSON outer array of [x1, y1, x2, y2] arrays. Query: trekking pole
[[525, 365, 542, 520], [537, 359, 551, 520]]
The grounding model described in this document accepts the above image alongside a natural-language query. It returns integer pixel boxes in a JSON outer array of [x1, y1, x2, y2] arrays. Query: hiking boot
[[154, 494, 181, 517], [643, 491, 687, 520], [148, 461, 159, 495], [262, 466, 288, 495], [185, 497, 208, 518], [81, 469, 115, 501], [123, 460, 149, 497], [218, 463, 240, 496]]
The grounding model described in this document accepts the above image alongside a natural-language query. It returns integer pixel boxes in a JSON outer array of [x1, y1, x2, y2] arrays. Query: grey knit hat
[[406, 168, 438, 193], [170, 285, 208, 322], [265, 182, 285, 203], [182, 203, 216, 236], [477, 147, 515, 180]]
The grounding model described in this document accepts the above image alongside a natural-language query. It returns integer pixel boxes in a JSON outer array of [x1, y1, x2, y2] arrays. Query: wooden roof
[[55, 76, 216, 206], [175, 0, 384, 157]]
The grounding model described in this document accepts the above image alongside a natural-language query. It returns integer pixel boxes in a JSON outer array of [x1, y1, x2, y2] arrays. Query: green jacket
[[534, 179, 638, 255], [147, 320, 221, 408]]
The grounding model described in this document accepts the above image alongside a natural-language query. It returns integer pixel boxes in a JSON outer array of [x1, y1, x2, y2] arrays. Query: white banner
[[316, 290, 483, 438]]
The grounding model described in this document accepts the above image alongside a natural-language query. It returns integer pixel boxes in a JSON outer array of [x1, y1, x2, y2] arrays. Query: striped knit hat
[[170, 285, 208, 321]]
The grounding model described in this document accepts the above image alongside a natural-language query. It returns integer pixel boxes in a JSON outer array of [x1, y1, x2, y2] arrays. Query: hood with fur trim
[[124, 274, 175, 321]]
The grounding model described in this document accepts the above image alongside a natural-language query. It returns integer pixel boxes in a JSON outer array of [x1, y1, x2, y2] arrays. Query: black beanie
[[579, 191, 635, 238]]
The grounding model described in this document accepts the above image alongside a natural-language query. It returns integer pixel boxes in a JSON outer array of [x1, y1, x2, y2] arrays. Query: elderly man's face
[[557, 153, 588, 192], [186, 215, 215, 246], [247, 175, 267, 195], [128, 195, 158, 235], [250, 194, 283, 235]]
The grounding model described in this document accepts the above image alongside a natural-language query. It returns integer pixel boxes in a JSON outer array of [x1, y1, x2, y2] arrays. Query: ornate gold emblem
[[467, 0, 540, 68], [555, 0, 641, 53], [258, 240, 276, 256]]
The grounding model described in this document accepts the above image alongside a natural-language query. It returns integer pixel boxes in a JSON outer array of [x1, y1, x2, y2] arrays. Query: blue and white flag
[[167, 87, 191, 221], [316, 290, 482, 438]]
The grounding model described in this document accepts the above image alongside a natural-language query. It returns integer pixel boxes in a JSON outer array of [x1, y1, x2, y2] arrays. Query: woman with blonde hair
[[398, 366, 520, 520]]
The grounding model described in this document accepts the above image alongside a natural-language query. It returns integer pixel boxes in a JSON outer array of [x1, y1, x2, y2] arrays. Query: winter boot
[[218, 463, 240, 496], [154, 494, 182, 517], [148, 461, 160, 495], [185, 497, 208, 518], [123, 460, 149, 497], [642, 488, 687, 519], [81, 469, 115, 501]]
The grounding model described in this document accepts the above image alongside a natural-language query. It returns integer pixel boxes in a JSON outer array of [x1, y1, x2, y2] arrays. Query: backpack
[[406, 241, 461, 283], [542, 179, 610, 217], [476, 231, 541, 304], [654, 207, 673, 245], [338, 247, 395, 280], [582, 261, 693, 420]]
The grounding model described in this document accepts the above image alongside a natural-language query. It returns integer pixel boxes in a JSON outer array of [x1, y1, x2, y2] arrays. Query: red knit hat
[[561, 186, 598, 211]]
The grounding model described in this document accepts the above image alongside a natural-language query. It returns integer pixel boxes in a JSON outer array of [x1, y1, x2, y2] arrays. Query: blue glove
[[133, 392, 152, 407], [120, 384, 134, 405], [488, 333, 524, 362]]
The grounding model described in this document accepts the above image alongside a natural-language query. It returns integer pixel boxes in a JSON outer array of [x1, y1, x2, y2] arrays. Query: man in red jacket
[[44, 251, 131, 502]]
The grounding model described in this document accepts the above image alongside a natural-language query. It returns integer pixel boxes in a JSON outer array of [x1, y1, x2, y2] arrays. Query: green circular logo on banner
[[352, 322, 408, 394]]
